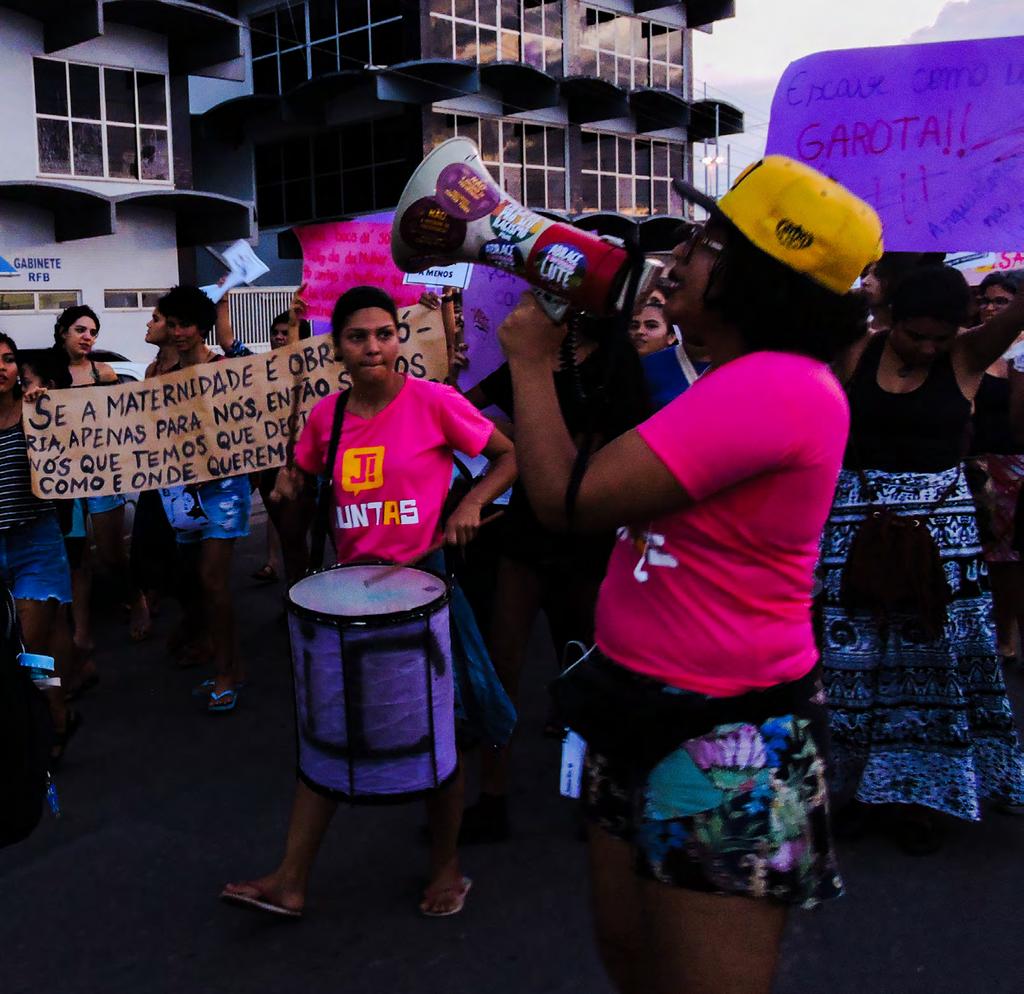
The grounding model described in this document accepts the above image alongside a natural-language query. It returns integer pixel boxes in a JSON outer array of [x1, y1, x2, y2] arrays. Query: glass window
[[70, 64, 101, 120], [250, 12, 278, 57], [39, 291, 81, 311], [141, 291, 165, 308], [308, 0, 337, 39], [34, 59, 170, 181], [136, 73, 167, 126], [255, 114, 415, 226], [139, 128, 170, 181], [104, 290, 140, 309], [72, 122, 104, 176], [440, 113, 565, 210], [107, 125, 138, 179], [250, 2, 406, 92], [37, 119, 71, 174], [580, 130, 682, 217], [104, 68, 136, 124], [0, 293, 35, 311], [33, 59, 67, 117]]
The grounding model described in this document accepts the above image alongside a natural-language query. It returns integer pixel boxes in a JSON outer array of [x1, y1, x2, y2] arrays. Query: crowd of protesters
[[3, 156, 1024, 994]]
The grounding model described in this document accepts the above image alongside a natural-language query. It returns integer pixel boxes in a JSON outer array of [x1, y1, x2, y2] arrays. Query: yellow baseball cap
[[673, 155, 883, 295]]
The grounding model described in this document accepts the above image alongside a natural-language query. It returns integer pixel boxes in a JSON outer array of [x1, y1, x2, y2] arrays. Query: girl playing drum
[[222, 286, 515, 918]]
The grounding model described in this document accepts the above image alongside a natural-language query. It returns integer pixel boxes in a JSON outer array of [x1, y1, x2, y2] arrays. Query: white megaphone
[[392, 138, 661, 318]]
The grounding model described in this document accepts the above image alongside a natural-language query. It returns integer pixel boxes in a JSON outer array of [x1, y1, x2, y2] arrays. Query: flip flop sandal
[[192, 678, 248, 698], [419, 877, 472, 918], [207, 688, 239, 713], [220, 886, 303, 919]]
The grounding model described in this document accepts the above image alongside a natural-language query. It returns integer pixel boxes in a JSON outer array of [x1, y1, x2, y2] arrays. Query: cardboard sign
[[294, 218, 422, 319], [402, 262, 473, 289], [459, 266, 531, 389], [24, 304, 448, 499], [765, 36, 1024, 251]]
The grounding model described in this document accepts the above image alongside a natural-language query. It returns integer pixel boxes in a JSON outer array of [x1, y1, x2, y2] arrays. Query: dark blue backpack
[[0, 581, 53, 848]]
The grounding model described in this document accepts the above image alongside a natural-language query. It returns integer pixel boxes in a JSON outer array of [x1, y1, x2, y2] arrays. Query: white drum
[[286, 563, 455, 801]]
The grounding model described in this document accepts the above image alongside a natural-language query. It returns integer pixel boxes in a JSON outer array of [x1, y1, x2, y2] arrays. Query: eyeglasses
[[677, 223, 725, 265]]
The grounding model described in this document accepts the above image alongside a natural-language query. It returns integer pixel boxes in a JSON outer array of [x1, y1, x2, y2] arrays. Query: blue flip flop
[[207, 688, 239, 713], [193, 678, 248, 698]]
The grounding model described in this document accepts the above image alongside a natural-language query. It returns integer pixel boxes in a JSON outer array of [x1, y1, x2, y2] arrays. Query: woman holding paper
[[221, 285, 516, 918], [0, 332, 77, 765]]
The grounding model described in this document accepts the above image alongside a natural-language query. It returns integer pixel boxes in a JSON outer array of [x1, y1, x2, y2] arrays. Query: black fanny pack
[[550, 648, 824, 772]]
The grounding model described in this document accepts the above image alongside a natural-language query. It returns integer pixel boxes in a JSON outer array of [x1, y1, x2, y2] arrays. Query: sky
[[691, 0, 1024, 190]]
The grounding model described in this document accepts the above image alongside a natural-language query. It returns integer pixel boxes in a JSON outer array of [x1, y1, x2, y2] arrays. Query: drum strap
[[308, 389, 350, 573]]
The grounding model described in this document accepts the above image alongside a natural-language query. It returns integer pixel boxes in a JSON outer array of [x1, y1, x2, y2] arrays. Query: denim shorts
[[174, 476, 251, 545], [87, 493, 127, 516], [581, 661, 843, 909], [0, 513, 73, 604]]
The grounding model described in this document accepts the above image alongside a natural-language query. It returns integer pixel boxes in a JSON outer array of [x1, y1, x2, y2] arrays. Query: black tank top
[[845, 333, 971, 472], [971, 373, 1023, 456]]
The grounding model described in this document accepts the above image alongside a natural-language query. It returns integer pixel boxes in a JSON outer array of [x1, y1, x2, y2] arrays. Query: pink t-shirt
[[294, 377, 494, 564], [595, 351, 849, 696]]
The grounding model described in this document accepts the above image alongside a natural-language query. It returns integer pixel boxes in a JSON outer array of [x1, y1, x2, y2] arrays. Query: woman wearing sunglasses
[[497, 156, 882, 994]]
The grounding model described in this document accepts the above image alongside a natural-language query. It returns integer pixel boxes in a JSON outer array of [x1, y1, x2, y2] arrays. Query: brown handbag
[[840, 469, 961, 640]]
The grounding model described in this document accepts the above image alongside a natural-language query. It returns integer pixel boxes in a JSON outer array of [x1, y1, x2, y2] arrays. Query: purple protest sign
[[765, 36, 1024, 252], [459, 266, 531, 390]]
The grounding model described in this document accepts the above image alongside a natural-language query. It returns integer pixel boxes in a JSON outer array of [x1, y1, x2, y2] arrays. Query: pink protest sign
[[459, 266, 531, 390], [765, 36, 1024, 252], [294, 218, 422, 318]]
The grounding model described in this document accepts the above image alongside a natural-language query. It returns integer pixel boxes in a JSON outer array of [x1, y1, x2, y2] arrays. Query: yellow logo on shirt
[[341, 446, 384, 495]]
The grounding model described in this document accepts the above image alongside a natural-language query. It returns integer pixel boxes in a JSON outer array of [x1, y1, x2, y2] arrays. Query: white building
[[0, 2, 254, 359]]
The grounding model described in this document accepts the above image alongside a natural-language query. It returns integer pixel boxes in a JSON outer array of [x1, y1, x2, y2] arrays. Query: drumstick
[[363, 510, 505, 587]]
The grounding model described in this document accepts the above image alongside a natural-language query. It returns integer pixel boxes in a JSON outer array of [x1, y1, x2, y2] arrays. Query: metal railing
[[225, 286, 297, 352]]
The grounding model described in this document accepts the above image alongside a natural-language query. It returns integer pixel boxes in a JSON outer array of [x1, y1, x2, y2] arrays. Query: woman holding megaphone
[[497, 157, 881, 994]]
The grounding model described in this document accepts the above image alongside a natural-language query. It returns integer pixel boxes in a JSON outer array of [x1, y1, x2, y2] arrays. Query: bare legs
[[588, 825, 787, 994], [196, 538, 242, 694], [224, 766, 467, 915], [91, 504, 151, 641], [17, 597, 68, 752], [988, 562, 1024, 659]]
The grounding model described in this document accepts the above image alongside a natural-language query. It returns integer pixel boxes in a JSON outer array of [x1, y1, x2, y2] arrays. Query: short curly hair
[[158, 286, 218, 334]]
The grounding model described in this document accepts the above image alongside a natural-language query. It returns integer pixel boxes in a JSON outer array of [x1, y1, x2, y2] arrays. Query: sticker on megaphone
[[392, 138, 660, 317]]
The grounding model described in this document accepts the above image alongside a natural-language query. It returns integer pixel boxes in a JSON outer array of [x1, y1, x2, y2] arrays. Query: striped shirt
[[0, 424, 48, 530]]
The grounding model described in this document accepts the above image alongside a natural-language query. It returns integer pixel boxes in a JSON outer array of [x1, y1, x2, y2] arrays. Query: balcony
[[0, 1, 244, 79]]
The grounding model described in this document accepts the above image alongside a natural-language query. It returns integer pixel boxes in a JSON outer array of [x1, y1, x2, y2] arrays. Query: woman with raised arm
[[496, 156, 881, 994], [822, 265, 1024, 853]]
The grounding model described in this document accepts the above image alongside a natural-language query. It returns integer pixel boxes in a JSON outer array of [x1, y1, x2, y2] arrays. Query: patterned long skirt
[[819, 465, 1024, 820]]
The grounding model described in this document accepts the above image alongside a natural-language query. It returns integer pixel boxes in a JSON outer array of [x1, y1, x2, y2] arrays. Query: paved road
[[3, 510, 1024, 994]]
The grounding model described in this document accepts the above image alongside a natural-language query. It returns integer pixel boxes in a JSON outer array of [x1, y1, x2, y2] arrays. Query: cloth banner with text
[[765, 36, 1024, 252], [25, 304, 448, 499]]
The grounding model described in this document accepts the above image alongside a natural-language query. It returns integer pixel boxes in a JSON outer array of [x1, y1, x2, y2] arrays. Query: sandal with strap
[[193, 678, 248, 698], [220, 883, 303, 919], [207, 688, 239, 713], [419, 876, 472, 917]]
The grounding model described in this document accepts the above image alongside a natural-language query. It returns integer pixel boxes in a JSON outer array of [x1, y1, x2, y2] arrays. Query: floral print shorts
[[583, 690, 844, 909]]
